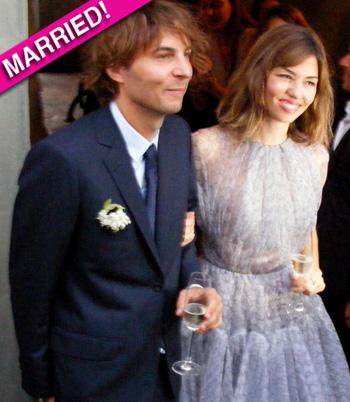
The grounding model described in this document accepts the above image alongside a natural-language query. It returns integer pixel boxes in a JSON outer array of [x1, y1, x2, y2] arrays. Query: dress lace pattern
[[181, 126, 350, 402]]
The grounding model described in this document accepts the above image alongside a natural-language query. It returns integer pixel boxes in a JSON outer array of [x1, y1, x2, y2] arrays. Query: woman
[[237, 4, 309, 65], [179, 0, 255, 131], [198, 0, 255, 83], [182, 24, 350, 402]]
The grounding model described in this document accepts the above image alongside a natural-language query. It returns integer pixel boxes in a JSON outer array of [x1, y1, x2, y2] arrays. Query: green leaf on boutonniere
[[103, 198, 125, 212], [97, 199, 131, 232]]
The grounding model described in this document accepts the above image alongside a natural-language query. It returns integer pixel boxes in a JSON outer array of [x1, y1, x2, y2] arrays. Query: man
[[9, 2, 221, 401], [318, 49, 350, 365]]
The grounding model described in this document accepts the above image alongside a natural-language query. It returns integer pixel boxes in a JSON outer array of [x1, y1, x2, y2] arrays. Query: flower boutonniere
[[97, 199, 131, 233]]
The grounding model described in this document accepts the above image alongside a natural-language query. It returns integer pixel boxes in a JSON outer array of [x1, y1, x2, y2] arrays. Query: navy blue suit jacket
[[10, 106, 199, 401], [318, 126, 350, 301]]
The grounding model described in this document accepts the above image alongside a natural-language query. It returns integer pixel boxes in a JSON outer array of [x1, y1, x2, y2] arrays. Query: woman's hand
[[180, 212, 195, 247], [291, 228, 325, 296], [291, 269, 325, 296]]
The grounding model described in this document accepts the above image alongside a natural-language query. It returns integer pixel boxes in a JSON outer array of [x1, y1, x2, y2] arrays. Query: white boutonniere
[[97, 199, 131, 233]]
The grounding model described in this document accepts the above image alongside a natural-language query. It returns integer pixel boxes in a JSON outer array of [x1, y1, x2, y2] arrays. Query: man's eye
[[157, 53, 171, 59]]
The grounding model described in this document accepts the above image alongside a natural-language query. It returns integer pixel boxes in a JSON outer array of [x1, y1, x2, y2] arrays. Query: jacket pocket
[[51, 327, 123, 361]]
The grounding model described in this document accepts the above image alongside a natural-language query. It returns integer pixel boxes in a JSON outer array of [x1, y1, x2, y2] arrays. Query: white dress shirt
[[109, 101, 159, 197], [333, 100, 350, 150]]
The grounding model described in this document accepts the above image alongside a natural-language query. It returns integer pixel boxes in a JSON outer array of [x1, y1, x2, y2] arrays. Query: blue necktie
[[144, 144, 158, 235]]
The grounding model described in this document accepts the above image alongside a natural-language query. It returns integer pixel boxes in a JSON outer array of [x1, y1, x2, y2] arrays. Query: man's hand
[[180, 212, 195, 247], [37, 397, 55, 402], [176, 286, 222, 334], [345, 302, 350, 329]]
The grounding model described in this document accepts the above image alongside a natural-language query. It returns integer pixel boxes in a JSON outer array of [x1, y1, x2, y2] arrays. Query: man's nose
[[173, 57, 193, 79]]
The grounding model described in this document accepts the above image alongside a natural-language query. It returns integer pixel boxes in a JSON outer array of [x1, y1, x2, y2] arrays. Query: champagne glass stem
[[294, 292, 304, 312], [172, 272, 208, 376], [185, 331, 194, 363]]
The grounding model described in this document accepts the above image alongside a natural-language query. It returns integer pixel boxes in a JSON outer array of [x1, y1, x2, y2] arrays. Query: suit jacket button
[[153, 282, 162, 292]]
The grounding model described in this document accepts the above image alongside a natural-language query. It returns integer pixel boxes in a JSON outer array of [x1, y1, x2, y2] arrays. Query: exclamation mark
[[99, 0, 111, 19]]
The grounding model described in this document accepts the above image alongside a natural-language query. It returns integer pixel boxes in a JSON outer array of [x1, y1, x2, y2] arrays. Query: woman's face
[[264, 55, 318, 125], [200, 0, 233, 32], [267, 17, 288, 30]]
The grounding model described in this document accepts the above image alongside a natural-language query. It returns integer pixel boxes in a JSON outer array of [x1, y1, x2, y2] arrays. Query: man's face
[[339, 51, 350, 92], [109, 31, 193, 121], [199, 0, 233, 32]]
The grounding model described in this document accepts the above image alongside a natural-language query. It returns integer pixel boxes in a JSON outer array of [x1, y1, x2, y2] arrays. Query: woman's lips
[[279, 99, 300, 113]]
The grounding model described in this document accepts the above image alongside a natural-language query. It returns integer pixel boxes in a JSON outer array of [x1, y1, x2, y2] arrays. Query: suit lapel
[[332, 128, 350, 162], [95, 107, 161, 269]]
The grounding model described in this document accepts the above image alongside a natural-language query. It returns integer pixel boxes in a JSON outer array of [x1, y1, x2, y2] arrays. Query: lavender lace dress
[[181, 126, 350, 402]]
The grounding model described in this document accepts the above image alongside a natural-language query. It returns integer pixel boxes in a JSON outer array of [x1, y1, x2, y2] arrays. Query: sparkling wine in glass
[[183, 302, 206, 331], [291, 254, 313, 277], [172, 272, 209, 376], [291, 231, 313, 312]]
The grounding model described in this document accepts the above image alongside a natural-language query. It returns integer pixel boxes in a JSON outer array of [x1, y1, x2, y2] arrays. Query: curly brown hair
[[82, 0, 211, 105]]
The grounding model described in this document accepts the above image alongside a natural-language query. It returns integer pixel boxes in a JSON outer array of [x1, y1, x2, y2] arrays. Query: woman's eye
[[306, 81, 317, 87], [278, 74, 292, 80]]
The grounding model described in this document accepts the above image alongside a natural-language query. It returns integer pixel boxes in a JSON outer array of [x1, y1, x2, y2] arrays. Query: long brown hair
[[218, 24, 333, 145], [83, 0, 211, 104]]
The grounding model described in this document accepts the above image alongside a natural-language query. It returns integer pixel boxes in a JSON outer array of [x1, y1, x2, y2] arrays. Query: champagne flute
[[172, 272, 209, 376], [291, 230, 313, 312]]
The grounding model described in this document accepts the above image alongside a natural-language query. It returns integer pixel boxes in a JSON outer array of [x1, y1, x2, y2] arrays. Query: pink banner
[[0, 0, 151, 93]]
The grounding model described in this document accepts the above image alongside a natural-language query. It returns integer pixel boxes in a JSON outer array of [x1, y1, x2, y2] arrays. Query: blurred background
[[28, 0, 350, 139]]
